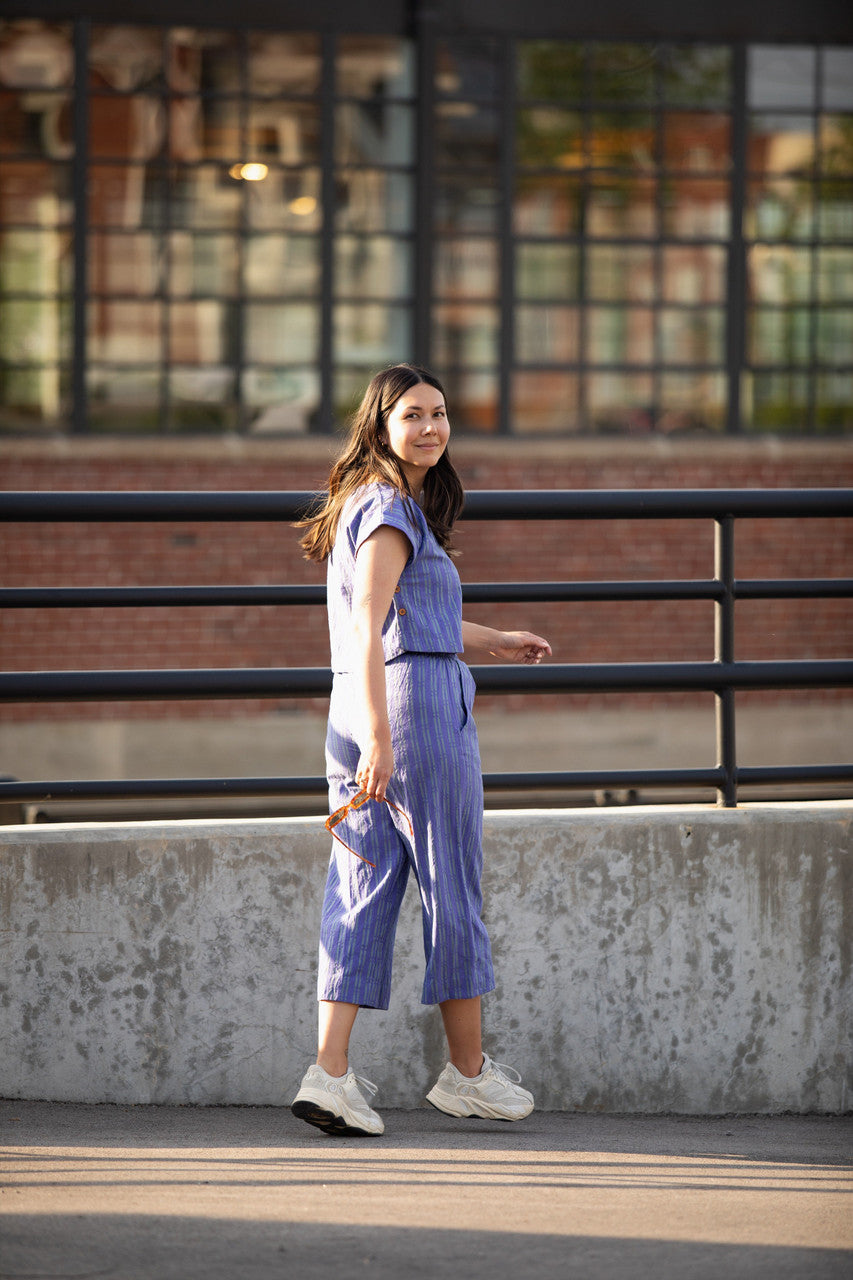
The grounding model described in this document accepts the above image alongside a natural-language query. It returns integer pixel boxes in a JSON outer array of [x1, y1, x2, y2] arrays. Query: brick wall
[[2, 436, 851, 721]]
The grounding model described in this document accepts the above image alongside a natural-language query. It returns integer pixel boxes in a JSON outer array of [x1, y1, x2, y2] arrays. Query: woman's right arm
[[350, 524, 411, 802]]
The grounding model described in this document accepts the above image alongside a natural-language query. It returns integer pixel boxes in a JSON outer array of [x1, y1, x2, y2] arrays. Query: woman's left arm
[[461, 620, 551, 665]]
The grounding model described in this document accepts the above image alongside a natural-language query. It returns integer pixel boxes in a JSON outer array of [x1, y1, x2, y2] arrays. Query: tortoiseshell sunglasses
[[325, 788, 413, 867]]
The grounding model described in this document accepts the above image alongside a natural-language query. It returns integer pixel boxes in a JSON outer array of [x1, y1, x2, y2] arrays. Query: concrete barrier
[[1, 802, 850, 1113]]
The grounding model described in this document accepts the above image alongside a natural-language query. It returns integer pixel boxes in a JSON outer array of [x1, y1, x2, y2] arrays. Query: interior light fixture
[[288, 196, 318, 216], [228, 162, 269, 181]]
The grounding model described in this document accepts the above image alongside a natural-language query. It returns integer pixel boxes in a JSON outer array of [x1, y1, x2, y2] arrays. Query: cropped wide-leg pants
[[318, 653, 495, 1009]]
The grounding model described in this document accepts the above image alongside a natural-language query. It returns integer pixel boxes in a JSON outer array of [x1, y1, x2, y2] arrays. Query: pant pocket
[[455, 658, 476, 730]]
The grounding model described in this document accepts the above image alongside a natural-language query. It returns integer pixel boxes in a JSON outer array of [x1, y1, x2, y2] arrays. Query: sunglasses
[[325, 788, 413, 866]]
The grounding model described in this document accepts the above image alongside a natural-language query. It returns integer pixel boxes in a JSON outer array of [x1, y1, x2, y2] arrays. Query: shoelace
[[350, 1072, 380, 1101], [486, 1060, 523, 1085]]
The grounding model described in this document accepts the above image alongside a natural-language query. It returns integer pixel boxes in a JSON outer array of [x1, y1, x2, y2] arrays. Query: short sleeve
[[349, 487, 421, 560]]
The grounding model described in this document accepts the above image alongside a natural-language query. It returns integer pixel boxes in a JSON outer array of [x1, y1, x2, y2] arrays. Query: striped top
[[328, 482, 464, 672]]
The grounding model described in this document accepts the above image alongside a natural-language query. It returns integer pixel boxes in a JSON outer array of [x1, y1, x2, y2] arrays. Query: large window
[[0, 20, 851, 435]]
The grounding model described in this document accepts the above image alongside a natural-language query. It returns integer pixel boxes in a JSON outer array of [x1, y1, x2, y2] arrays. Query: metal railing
[[1, 488, 852, 812]]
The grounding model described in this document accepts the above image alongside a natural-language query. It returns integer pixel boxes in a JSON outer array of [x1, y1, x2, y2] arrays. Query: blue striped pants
[[318, 653, 495, 1010]]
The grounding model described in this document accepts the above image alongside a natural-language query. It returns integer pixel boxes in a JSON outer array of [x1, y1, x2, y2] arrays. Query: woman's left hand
[[491, 631, 552, 664]]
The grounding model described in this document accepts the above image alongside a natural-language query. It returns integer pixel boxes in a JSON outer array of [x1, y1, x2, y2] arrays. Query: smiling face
[[383, 382, 450, 487]]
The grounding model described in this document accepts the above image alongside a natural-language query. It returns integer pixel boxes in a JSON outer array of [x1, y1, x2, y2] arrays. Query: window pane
[[169, 301, 228, 364], [587, 176, 656, 236], [590, 43, 656, 105], [660, 308, 724, 363], [171, 232, 240, 297], [514, 173, 582, 236], [0, 161, 72, 224], [587, 306, 655, 365], [334, 303, 411, 365], [0, 299, 69, 361], [816, 310, 853, 364], [166, 29, 241, 94], [91, 25, 163, 90], [512, 371, 579, 433], [88, 231, 161, 295], [819, 114, 853, 176], [516, 243, 577, 301], [168, 366, 237, 431], [248, 32, 321, 96], [437, 173, 500, 235], [89, 164, 166, 229], [243, 367, 320, 434], [336, 102, 414, 166], [749, 307, 812, 365], [87, 367, 159, 432], [744, 371, 811, 429], [440, 368, 498, 432], [89, 95, 167, 160], [587, 245, 654, 301], [169, 165, 241, 230], [247, 100, 321, 165], [246, 302, 319, 364], [516, 108, 582, 169], [516, 305, 580, 364], [89, 299, 162, 362], [0, 229, 72, 293], [517, 42, 584, 104], [247, 168, 321, 231], [659, 372, 726, 431], [663, 112, 731, 171], [0, 22, 73, 89], [748, 116, 816, 174], [432, 303, 498, 367], [661, 246, 726, 302], [436, 237, 499, 299], [818, 182, 853, 240], [824, 51, 853, 111], [337, 36, 414, 98], [244, 233, 319, 297], [0, 90, 72, 158], [746, 178, 814, 240], [337, 168, 413, 233], [817, 373, 853, 429], [589, 113, 655, 169], [436, 102, 500, 167], [335, 235, 412, 299], [817, 249, 853, 302], [663, 178, 730, 237], [663, 47, 730, 106], [748, 47, 815, 109], [588, 372, 654, 431], [749, 246, 812, 304], [0, 365, 69, 430], [437, 36, 501, 99]]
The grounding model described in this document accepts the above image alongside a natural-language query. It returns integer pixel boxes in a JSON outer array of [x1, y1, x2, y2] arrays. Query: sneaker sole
[[425, 1092, 531, 1122], [291, 1098, 381, 1137]]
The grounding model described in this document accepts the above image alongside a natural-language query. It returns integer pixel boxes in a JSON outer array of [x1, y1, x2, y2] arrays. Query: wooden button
[[398, 607, 407, 615]]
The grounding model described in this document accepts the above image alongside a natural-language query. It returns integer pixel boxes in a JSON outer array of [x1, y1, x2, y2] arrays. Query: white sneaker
[[291, 1064, 384, 1136], [426, 1054, 534, 1121]]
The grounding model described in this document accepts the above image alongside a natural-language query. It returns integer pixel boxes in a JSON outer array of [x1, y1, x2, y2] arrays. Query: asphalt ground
[[2, 1101, 851, 1280]]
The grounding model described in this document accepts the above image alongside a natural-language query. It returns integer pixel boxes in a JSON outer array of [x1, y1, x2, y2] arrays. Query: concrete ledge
[[1, 803, 850, 1113]]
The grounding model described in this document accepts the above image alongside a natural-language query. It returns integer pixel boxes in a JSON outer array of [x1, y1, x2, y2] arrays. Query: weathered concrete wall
[[1, 803, 850, 1113]]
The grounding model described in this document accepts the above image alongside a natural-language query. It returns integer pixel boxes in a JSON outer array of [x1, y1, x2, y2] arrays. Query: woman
[[291, 364, 551, 1136]]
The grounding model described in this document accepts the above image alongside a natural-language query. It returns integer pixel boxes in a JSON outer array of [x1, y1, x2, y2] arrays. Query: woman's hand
[[355, 733, 395, 802], [490, 631, 552, 665]]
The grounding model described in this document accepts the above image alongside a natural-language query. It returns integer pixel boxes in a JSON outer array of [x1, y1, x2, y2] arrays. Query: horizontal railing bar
[[2, 579, 851, 610], [2, 489, 852, 523], [1, 660, 852, 703], [734, 579, 853, 600], [3, 764, 852, 807]]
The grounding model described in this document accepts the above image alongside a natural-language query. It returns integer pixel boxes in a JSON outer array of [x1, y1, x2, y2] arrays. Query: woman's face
[[383, 382, 450, 486]]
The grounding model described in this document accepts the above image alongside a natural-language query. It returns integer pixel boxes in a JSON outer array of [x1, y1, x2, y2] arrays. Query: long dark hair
[[300, 364, 465, 562]]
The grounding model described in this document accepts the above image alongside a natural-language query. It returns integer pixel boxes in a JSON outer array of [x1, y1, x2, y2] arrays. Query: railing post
[[715, 515, 737, 806]]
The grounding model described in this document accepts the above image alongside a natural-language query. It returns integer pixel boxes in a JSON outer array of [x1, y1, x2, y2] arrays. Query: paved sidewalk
[[2, 1101, 851, 1280]]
